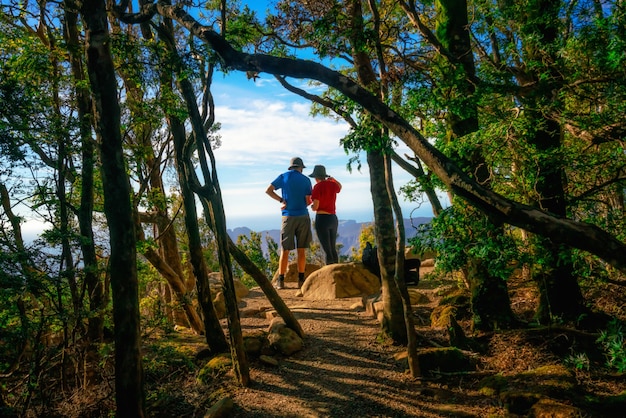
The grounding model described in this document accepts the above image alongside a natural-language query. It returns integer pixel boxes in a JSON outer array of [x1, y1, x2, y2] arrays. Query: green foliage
[[340, 114, 396, 154], [410, 204, 524, 280], [143, 342, 197, 381], [137, 260, 175, 333], [350, 223, 376, 261], [564, 352, 590, 372], [597, 319, 626, 373], [308, 239, 325, 266], [234, 231, 279, 286], [266, 234, 279, 272]]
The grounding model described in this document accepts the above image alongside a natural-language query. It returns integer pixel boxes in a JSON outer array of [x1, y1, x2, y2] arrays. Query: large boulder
[[301, 262, 381, 300]]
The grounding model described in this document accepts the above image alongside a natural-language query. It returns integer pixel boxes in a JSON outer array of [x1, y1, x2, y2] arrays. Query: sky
[[14, 1, 443, 241], [207, 71, 440, 231], [183, 0, 442, 231]]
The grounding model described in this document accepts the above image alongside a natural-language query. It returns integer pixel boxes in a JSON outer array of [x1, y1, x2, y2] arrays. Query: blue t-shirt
[[271, 170, 312, 216]]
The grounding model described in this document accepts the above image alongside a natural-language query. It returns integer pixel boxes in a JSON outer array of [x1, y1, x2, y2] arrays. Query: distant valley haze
[[226, 217, 433, 256]]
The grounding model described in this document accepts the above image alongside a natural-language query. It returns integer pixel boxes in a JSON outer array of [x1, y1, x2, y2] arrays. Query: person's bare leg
[[296, 248, 306, 273], [296, 248, 306, 288], [279, 249, 290, 274], [275, 249, 290, 289]]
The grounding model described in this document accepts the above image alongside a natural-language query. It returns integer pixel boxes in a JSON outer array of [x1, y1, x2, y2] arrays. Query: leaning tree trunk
[[202, 189, 250, 386], [173, 123, 230, 351], [171, 117, 230, 352], [171, 37, 250, 385], [156, 19, 231, 353], [82, 1, 145, 415], [228, 236, 306, 338]]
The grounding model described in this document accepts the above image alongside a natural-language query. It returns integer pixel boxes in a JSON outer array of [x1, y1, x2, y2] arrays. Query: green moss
[[478, 374, 508, 396], [518, 364, 577, 396], [196, 353, 232, 385], [143, 342, 196, 381], [417, 347, 473, 374]]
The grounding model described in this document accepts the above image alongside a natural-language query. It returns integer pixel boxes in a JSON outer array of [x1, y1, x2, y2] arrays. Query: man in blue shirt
[[266, 157, 313, 289]]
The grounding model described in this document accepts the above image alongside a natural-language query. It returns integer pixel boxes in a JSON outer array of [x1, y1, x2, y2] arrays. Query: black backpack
[[361, 242, 380, 276], [362, 242, 420, 285]]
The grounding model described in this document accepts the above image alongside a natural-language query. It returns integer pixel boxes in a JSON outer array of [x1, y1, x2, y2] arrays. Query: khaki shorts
[[280, 215, 312, 250]]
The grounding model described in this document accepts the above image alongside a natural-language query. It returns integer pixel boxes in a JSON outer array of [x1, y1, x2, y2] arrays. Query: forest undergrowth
[[6, 268, 625, 418]]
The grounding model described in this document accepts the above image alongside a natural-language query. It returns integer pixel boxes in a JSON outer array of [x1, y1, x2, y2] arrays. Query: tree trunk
[[81, 1, 145, 415], [141, 244, 204, 331], [156, 19, 231, 354], [519, 0, 585, 323], [206, 192, 250, 386], [347, 0, 407, 343], [384, 154, 420, 376], [169, 114, 229, 352], [167, 30, 250, 385], [109, 14, 203, 335], [435, 0, 519, 331], [228, 237, 306, 338], [64, 2, 104, 343], [528, 119, 584, 323], [368, 150, 407, 344], [391, 151, 443, 217], [468, 258, 517, 330]]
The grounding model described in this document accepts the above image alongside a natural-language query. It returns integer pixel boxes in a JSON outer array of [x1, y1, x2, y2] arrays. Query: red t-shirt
[[311, 180, 341, 214]]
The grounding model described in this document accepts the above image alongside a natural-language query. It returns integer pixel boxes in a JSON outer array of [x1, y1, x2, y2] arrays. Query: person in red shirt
[[309, 165, 342, 265]]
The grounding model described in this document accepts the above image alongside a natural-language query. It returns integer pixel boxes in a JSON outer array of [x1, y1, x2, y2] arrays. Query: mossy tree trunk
[[64, 1, 105, 343], [433, 0, 519, 330], [82, 0, 145, 414], [517, 0, 585, 324]]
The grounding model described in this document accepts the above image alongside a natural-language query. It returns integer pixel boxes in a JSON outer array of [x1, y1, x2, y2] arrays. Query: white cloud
[[213, 100, 350, 167], [207, 73, 435, 229]]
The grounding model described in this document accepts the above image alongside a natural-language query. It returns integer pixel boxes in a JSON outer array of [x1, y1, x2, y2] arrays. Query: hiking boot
[[275, 277, 284, 290], [298, 277, 305, 288]]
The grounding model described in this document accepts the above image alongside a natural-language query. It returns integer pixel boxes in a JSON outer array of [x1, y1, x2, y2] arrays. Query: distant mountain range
[[226, 217, 432, 256]]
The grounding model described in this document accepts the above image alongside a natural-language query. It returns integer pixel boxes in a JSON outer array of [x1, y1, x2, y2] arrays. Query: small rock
[[204, 396, 234, 418], [259, 355, 279, 366]]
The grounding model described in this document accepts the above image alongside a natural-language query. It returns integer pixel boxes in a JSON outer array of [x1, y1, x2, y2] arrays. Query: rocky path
[[226, 286, 504, 417]]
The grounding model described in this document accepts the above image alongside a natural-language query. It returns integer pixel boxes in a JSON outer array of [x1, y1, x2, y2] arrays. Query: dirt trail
[[226, 285, 504, 417]]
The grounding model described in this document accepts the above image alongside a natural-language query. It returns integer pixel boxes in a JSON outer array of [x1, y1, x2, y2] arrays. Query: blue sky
[[191, 1, 441, 230], [16, 1, 442, 241], [207, 71, 440, 230]]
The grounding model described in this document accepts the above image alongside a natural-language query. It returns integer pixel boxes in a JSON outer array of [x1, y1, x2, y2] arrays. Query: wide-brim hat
[[288, 157, 305, 170], [309, 165, 329, 179]]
